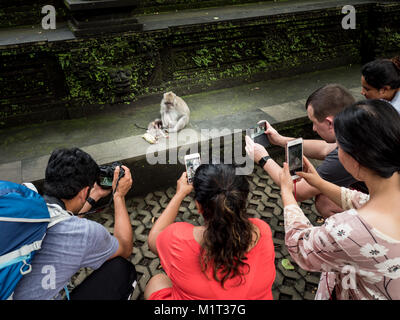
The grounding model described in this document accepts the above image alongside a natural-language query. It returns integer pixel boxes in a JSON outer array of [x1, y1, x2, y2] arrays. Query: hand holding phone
[[176, 172, 194, 197], [247, 120, 271, 148], [295, 156, 322, 189], [286, 138, 303, 180]]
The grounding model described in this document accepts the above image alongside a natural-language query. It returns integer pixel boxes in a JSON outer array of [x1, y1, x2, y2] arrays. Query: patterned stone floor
[[69, 164, 325, 300]]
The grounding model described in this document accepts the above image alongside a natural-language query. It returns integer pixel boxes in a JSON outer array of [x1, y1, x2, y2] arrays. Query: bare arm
[[303, 140, 337, 160], [280, 162, 298, 208], [148, 172, 193, 255], [78, 183, 111, 215], [109, 166, 133, 260], [264, 120, 336, 160], [245, 135, 321, 202]]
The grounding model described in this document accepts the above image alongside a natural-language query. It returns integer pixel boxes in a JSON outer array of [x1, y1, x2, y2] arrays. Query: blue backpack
[[0, 180, 51, 300]]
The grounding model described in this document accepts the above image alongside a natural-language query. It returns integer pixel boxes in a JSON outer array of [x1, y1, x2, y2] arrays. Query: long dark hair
[[334, 99, 400, 178], [193, 164, 256, 288], [361, 56, 400, 89]]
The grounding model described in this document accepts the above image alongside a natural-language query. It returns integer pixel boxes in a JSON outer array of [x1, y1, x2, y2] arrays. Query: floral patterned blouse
[[284, 187, 400, 300]]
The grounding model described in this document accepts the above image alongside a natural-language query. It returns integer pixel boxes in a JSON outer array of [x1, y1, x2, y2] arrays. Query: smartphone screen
[[288, 143, 303, 177], [185, 155, 201, 184]]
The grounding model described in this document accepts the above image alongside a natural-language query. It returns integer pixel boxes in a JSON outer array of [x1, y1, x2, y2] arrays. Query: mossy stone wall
[[1, 1, 400, 128]]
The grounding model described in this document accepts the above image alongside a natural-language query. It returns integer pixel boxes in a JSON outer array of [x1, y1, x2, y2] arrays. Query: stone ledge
[[0, 84, 362, 196], [64, 0, 139, 11], [0, 98, 310, 193]]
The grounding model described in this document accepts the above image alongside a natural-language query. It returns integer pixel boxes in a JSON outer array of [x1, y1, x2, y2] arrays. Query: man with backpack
[[12, 148, 136, 300]]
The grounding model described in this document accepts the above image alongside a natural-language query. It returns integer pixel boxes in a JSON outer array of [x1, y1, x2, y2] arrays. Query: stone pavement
[[67, 160, 325, 300]]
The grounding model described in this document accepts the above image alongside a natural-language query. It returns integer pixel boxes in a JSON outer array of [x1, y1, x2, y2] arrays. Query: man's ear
[[325, 116, 334, 129], [78, 186, 90, 202]]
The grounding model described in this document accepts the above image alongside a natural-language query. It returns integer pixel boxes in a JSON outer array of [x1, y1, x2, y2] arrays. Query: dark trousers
[[70, 257, 137, 300]]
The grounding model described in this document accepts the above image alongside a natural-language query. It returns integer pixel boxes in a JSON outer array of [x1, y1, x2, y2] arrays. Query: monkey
[[160, 91, 190, 133]]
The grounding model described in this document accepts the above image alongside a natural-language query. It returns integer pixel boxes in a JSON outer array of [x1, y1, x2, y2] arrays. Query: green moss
[[1, 1, 398, 128]]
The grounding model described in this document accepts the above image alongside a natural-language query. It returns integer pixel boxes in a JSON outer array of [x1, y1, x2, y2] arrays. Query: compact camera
[[97, 162, 125, 189]]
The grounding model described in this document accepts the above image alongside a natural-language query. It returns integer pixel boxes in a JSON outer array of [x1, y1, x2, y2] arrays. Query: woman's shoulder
[[249, 218, 272, 236], [161, 222, 196, 241]]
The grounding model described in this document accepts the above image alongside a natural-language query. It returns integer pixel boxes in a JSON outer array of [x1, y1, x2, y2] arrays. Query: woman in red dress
[[144, 164, 276, 300]]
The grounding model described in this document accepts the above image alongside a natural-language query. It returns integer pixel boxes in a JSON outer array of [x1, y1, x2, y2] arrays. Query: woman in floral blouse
[[280, 99, 400, 300]]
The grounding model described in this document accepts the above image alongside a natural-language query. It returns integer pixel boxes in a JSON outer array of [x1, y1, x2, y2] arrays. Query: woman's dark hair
[[193, 164, 256, 288], [361, 56, 400, 89], [43, 148, 99, 199], [334, 99, 400, 178]]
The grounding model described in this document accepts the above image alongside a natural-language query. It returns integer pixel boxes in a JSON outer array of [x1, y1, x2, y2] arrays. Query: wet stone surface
[[68, 165, 324, 300]]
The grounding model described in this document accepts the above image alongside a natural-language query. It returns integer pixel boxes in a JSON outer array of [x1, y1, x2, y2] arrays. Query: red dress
[[149, 218, 276, 300]]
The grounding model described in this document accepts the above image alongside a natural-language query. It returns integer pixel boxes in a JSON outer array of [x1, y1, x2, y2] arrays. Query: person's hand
[[263, 120, 287, 147], [89, 182, 112, 202], [280, 162, 294, 193], [245, 135, 269, 163], [112, 165, 132, 198], [176, 172, 193, 197], [296, 156, 323, 189]]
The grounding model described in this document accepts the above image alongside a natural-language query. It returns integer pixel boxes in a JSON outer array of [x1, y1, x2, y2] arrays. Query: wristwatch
[[86, 196, 97, 207], [258, 155, 271, 168]]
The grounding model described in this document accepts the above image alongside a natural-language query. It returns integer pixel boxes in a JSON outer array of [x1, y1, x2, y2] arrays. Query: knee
[[144, 273, 172, 300]]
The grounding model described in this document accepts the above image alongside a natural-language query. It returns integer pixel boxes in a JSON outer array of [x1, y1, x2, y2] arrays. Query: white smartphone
[[184, 153, 201, 184], [286, 138, 303, 180]]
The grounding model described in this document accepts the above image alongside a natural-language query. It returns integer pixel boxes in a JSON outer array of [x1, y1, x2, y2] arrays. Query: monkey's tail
[[135, 123, 148, 130]]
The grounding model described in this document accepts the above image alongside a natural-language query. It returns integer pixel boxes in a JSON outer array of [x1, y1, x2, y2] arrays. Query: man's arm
[[109, 166, 133, 260], [261, 159, 321, 202], [264, 120, 336, 160], [78, 183, 111, 215], [245, 136, 321, 202], [302, 140, 337, 160], [148, 172, 193, 255]]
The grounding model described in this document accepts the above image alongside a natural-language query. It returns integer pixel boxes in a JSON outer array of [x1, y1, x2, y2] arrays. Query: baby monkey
[[160, 91, 190, 133]]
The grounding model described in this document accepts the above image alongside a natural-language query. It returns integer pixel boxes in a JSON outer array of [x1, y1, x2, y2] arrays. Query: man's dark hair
[[361, 57, 400, 90], [43, 148, 99, 200], [305, 84, 356, 122], [334, 99, 400, 178]]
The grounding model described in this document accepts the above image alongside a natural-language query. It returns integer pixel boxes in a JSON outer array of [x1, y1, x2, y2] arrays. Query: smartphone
[[286, 138, 303, 180], [246, 120, 271, 148], [184, 153, 201, 184]]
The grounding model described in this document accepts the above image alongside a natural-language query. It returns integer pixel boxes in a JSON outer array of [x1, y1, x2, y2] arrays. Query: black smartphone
[[246, 121, 271, 148]]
